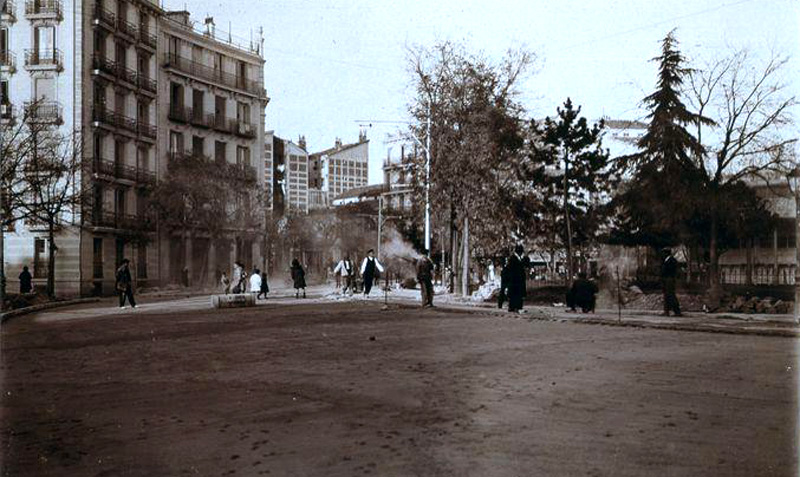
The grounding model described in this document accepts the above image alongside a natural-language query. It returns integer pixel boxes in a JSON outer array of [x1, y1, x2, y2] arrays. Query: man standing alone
[[360, 249, 384, 297], [333, 256, 356, 295], [661, 247, 682, 317], [505, 245, 528, 313], [416, 251, 434, 308], [116, 259, 136, 309]]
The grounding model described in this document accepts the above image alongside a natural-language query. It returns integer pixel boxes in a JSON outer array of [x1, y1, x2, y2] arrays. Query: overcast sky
[[163, 0, 799, 184]]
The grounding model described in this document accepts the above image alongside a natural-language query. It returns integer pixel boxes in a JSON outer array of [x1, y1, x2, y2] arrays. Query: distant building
[[331, 184, 388, 207], [282, 139, 309, 213], [382, 143, 418, 212], [313, 131, 369, 200], [264, 130, 274, 213], [601, 118, 647, 159]]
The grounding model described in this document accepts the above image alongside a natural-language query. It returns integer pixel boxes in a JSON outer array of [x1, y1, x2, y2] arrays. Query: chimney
[[166, 10, 191, 26], [334, 138, 342, 149], [298, 135, 306, 151], [204, 16, 215, 37], [359, 129, 367, 142]]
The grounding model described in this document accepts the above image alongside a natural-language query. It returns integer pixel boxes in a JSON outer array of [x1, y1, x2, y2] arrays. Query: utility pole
[[424, 111, 431, 252], [377, 195, 383, 259]]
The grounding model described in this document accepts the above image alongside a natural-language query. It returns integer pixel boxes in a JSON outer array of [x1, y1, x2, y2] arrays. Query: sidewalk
[[384, 287, 800, 338]]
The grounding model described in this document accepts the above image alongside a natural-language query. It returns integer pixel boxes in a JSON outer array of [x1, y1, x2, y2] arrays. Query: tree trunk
[[0, 223, 5, 311], [563, 154, 574, 286], [707, 207, 721, 307], [461, 215, 470, 296], [47, 222, 56, 299], [449, 205, 456, 293]]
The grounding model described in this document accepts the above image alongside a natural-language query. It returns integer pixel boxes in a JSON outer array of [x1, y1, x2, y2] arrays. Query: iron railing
[[92, 210, 155, 231], [24, 48, 64, 70], [92, 104, 154, 139], [24, 0, 62, 19], [92, 55, 156, 93], [91, 158, 156, 183], [92, 3, 115, 29], [1, 0, 16, 18], [0, 50, 16, 72], [23, 101, 63, 124], [162, 52, 262, 96]]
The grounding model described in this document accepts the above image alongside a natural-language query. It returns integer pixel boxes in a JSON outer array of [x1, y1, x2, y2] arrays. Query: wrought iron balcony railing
[[92, 104, 154, 139], [234, 120, 255, 139], [1, 0, 16, 20], [23, 101, 63, 124], [92, 3, 115, 29], [91, 158, 155, 183], [0, 50, 16, 72], [163, 52, 262, 96], [139, 28, 156, 49], [0, 103, 15, 121], [24, 48, 64, 71], [24, 0, 62, 19], [91, 210, 155, 231]]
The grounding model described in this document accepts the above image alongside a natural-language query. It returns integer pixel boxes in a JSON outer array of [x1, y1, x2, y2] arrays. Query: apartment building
[[313, 131, 369, 200], [264, 129, 273, 213], [382, 143, 417, 212], [159, 10, 267, 285], [0, 2, 267, 295], [281, 138, 309, 213]]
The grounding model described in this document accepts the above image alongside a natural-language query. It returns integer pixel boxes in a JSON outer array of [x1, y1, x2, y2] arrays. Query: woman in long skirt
[[290, 259, 306, 299]]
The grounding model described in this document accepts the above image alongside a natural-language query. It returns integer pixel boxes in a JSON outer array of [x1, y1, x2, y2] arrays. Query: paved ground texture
[[1, 298, 797, 476]]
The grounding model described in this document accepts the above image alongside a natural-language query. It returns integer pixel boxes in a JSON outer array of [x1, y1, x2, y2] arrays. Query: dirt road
[[1, 300, 797, 476]]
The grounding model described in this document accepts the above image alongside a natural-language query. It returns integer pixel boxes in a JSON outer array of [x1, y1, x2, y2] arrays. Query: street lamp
[[787, 166, 800, 323]]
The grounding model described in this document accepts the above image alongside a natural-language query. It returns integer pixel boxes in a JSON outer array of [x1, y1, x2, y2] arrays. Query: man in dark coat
[[661, 247, 682, 316], [505, 245, 528, 313], [19, 266, 32, 294], [567, 272, 598, 313], [360, 249, 384, 297], [116, 259, 136, 309], [416, 251, 434, 308]]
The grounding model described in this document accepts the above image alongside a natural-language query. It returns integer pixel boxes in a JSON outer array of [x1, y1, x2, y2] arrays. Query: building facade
[[314, 131, 369, 200], [1, 2, 267, 295], [382, 143, 417, 212], [282, 138, 308, 213]]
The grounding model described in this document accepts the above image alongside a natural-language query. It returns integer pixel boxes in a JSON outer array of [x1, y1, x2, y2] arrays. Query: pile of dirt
[[716, 295, 794, 315]]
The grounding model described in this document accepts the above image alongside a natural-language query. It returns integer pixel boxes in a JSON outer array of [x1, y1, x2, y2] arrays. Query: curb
[[1, 297, 102, 324], [384, 298, 800, 338]]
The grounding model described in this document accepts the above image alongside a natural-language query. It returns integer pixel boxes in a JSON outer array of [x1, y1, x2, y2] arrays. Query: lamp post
[[424, 113, 431, 253], [787, 166, 800, 323]]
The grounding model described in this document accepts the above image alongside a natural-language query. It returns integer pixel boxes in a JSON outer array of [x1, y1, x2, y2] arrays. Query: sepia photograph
[[0, 0, 798, 475]]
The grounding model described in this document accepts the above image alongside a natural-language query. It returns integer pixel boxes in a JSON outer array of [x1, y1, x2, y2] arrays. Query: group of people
[[221, 261, 270, 299], [332, 249, 386, 297]]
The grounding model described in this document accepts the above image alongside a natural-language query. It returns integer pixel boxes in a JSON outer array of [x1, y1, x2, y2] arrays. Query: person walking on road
[[566, 272, 598, 313], [232, 261, 245, 294], [661, 247, 682, 316], [116, 259, 137, 309], [291, 259, 307, 299], [333, 256, 356, 296], [505, 245, 527, 313], [416, 251, 434, 308], [249, 268, 262, 296], [19, 266, 32, 294], [360, 249, 384, 297], [258, 271, 269, 300]]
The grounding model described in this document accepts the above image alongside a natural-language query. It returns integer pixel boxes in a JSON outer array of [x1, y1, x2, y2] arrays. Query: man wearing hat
[[661, 247, 682, 316], [360, 249, 384, 297]]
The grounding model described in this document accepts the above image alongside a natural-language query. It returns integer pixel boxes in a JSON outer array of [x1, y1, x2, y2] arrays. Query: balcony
[[91, 210, 155, 231], [212, 114, 232, 133], [92, 105, 154, 140], [234, 120, 256, 139], [167, 104, 214, 129], [0, 103, 16, 123], [24, 0, 62, 20], [117, 17, 138, 42], [91, 54, 117, 77], [91, 158, 156, 184], [23, 101, 63, 125], [0, 50, 16, 74], [138, 74, 156, 93], [1, 0, 16, 22], [24, 48, 64, 72], [162, 53, 262, 97], [92, 3, 115, 30], [92, 55, 156, 94], [138, 28, 157, 50]]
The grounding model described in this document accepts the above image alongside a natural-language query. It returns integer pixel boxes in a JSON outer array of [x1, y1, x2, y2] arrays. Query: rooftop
[[162, 11, 264, 57]]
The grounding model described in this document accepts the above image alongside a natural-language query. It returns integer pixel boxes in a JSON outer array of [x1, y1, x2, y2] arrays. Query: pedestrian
[[290, 259, 306, 299], [116, 258, 137, 309], [249, 267, 262, 296], [333, 255, 356, 295], [416, 251, 434, 308], [258, 271, 269, 300], [360, 249, 384, 297], [232, 261, 244, 294], [505, 245, 527, 313], [566, 272, 598, 313], [220, 271, 231, 294], [661, 247, 682, 316], [19, 265, 32, 294]]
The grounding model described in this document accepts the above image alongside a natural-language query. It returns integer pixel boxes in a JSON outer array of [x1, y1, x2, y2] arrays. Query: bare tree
[[687, 49, 797, 301], [18, 128, 83, 299]]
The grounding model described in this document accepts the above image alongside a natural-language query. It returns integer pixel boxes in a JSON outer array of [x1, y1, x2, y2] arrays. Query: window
[[215, 141, 226, 164], [169, 130, 183, 154], [192, 88, 204, 116], [93, 31, 104, 57], [34, 238, 47, 279], [34, 26, 55, 57], [137, 244, 147, 279], [114, 188, 126, 217], [137, 99, 147, 124], [117, 0, 127, 22], [93, 81, 105, 107], [236, 101, 250, 122], [115, 238, 125, 269], [93, 133, 103, 160], [139, 13, 149, 34], [93, 184, 103, 220], [236, 146, 250, 166], [93, 237, 103, 279], [192, 136, 204, 157], [115, 91, 125, 116], [1, 27, 9, 57], [215, 95, 225, 118], [170, 82, 183, 111], [114, 139, 124, 169], [213, 52, 223, 73], [115, 41, 126, 68], [192, 45, 203, 64], [168, 35, 179, 56], [137, 52, 147, 76], [137, 145, 148, 171], [0, 79, 8, 104]]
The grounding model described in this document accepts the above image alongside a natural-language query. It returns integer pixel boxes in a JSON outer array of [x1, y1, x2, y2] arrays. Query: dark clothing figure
[[416, 256, 434, 307], [258, 272, 269, 300], [360, 254, 384, 296], [505, 251, 527, 312], [291, 260, 306, 298], [19, 267, 32, 294], [567, 275, 598, 313], [661, 252, 682, 316], [116, 262, 136, 308]]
